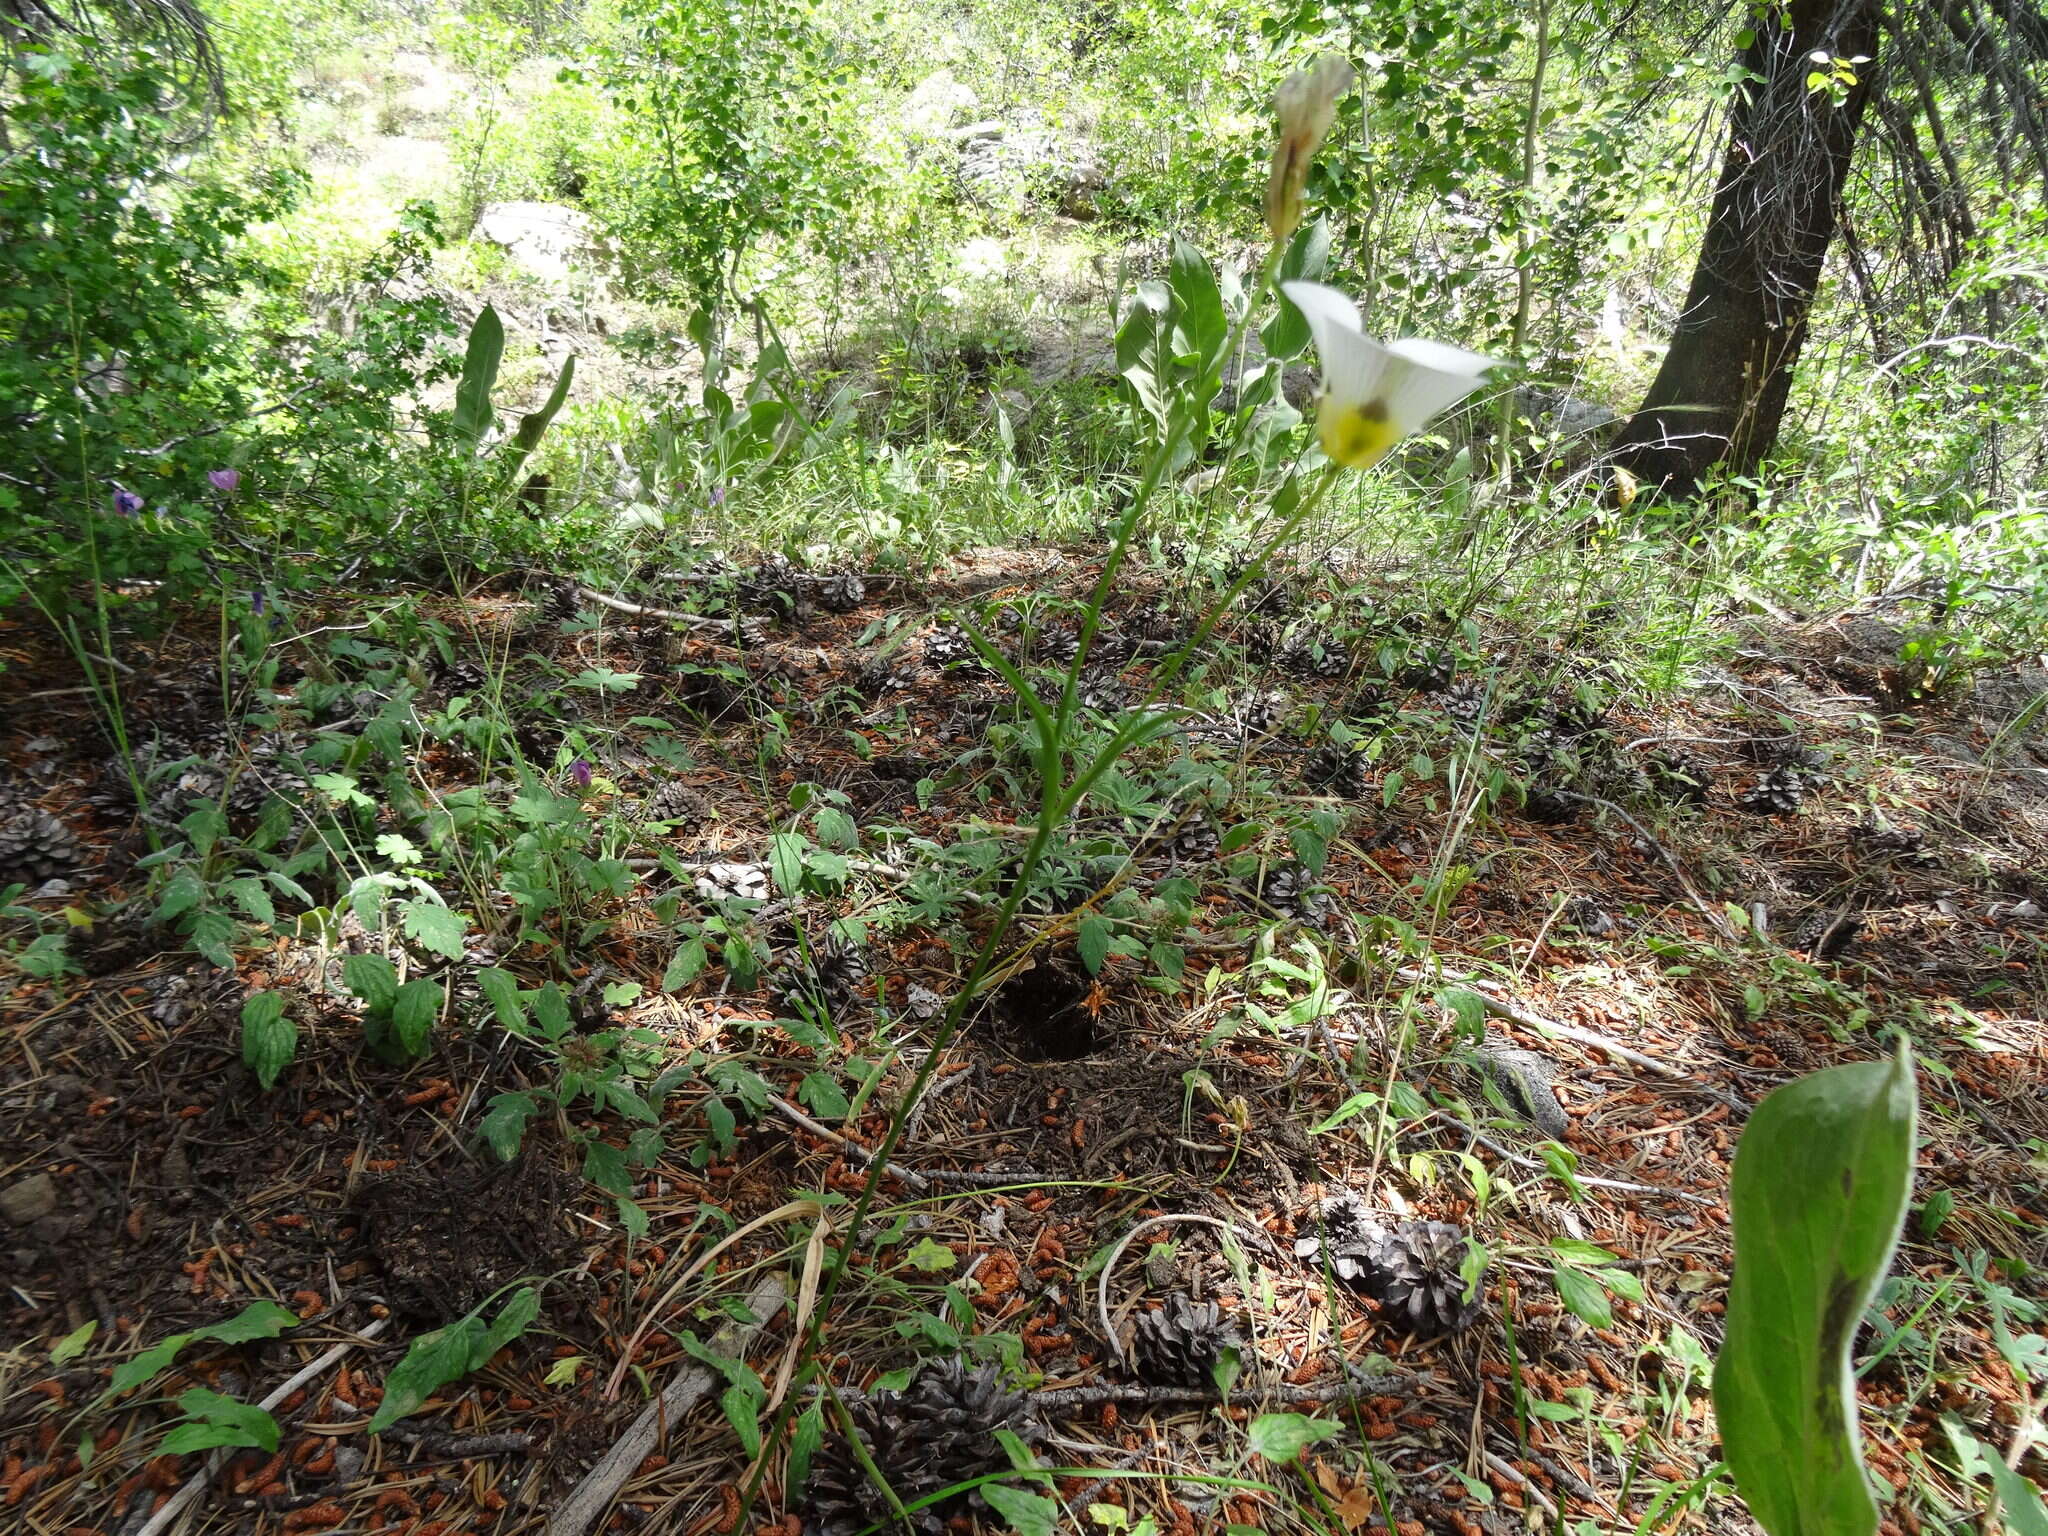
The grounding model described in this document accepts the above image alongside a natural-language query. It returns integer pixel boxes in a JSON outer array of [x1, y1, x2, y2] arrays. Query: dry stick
[[566, 582, 736, 631], [1480, 1447, 1561, 1523], [135, 1318, 391, 1536], [767, 1096, 931, 1193], [552, 1272, 789, 1536]]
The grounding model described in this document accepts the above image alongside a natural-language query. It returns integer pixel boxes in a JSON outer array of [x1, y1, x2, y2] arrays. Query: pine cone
[[431, 657, 490, 700], [1076, 674, 1130, 713], [1518, 776, 1580, 826], [1229, 688, 1289, 737], [1850, 814, 1935, 866], [815, 570, 866, 613], [1304, 742, 1371, 798], [1037, 627, 1082, 667], [1124, 603, 1184, 644], [1279, 631, 1351, 679], [0, 806, 85, 885], [740, 554, 801, 616], [923, 624, 992, 675], [1130, 1294, 1237, 1391], [1292, 1190, 1380, 1282], [1240, 617, 1282, 660], [1438, 678, 1489, 728], [541, 578, 582, 624], [1256, 861, 1330, 922], [800, 1359, 1035, 1536], [1644, 748, 1711, 807], [1738, 765, 1805, 816], [1165, 819, 1221, 863], [642, 781, 714, 825], [1355, 1220, 1484, 1339], [1344, 684, 1394, 724], [1395, 648, 1456, 692], [773, 934, 871, 1017]]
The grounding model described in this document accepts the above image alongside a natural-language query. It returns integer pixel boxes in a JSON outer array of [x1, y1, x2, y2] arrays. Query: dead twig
[[553, 1272, 789, 1536]]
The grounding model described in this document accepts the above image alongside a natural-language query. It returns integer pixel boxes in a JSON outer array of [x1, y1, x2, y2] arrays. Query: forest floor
[[2, 547, 2045, 1536]]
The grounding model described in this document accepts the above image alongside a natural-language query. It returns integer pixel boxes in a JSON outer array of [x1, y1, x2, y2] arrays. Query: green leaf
[[50, 1320, 97, 1365], [1552, 1264, 1613, 1329], [452, 304, 504, 445], [481, 1286, 541, 1356], [583, 1140, 632, 1196], [1440, 988, 1490, 1039], [370, 1318, 485, 1433], [769, 832, 809, 896], [155, 869, 204, 923], [531, 983, 571, 1040], [190, 909, 238, 969], [477, 967, 526, 1031], [106, 1336, 191, 1401], [162, 1388, 279, 1454], [663, 937, 708, 992], [798, 1072, 850, 1120], [390, 978, 442, 1057], [1548, 1239, 1622, 1267], [511, 353, 575, 460], [194, 1300, 299, 1345], [1309, 1092, 1381, 1133], [1077, 915, 1113, 976], [1713, 1046, 1917, 1536], [480, 1092, 538, 1160], [544, 1355, 584, 1387], [980, 1484, 1060, 1536], [240, 991, 298, 1090], [905, 1237, 956, 1273], [788, 1401, 824, 1491], [1168, 238, 1227, 373], [400, 899, 469, 960], [721, 1383, 762, 1456], [1247, 1411, 1342, 1464], [341, 952, 398, 1012], [1943, 1420, 2048, 1536]]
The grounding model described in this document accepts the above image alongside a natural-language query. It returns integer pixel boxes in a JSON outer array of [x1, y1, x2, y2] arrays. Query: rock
[[902, 70, 980, 135], [475, 201, 602, 285], [1512, 387, 1619, 440], [954, 120, 1104, 219], [0, 1173, 58, 1226], [1475, 1045, 1570, 1141]]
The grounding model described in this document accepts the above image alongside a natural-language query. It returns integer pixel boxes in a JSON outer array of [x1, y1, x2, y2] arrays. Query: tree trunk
[[1611, 0, 1882, 498]]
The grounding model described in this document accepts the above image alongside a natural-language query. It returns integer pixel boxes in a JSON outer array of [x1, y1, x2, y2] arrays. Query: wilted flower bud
[[1265, 54, 1356, 244], [111, 488, 143, 517], [569, 758, 593, 791], [209, 468, 241, 493]]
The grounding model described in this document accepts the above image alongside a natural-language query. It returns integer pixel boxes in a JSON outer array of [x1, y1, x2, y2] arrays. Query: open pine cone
[[1295, 1199, 1484, 1340], [799, 1359, 1035, 1536], [1130, 1293, 1238, 1391]]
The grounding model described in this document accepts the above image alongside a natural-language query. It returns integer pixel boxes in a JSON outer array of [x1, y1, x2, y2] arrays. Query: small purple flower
[[112, 489, 143, 517], [708, 484, 727, 508], [251, 589, 266, 617], [208, 468, 241, 493], [569, 758, 593, 790]]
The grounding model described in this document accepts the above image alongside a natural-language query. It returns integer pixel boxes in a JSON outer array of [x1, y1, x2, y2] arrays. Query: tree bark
[[1611, 0, 1882, 498]]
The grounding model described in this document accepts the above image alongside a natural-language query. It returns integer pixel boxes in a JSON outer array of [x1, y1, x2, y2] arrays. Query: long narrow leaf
[[1713, 1044, 1917, 1536], [452, 305, 505, 445], [511, 353, 575, 460]]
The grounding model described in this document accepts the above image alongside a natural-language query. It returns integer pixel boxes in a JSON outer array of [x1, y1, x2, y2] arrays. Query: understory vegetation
[[0, 3, 2044, 1536]]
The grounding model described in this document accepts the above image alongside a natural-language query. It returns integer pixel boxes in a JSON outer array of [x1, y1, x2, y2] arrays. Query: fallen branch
[[768, 1095, 931, 1192], [136, 1318, 391, 1536], [553, 1272, 789, 1536]]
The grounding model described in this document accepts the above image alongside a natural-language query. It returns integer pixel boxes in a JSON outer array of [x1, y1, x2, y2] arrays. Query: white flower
[[1266, 54, 1356, 243], [1281, 280, 1502, 469]]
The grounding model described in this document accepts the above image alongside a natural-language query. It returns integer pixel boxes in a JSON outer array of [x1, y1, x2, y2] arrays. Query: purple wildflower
[[251, 589, 266, 617], [709, 484, 727, 508], [208, 468, 242, 493], [569, 758, 593, 790], [112, 489, 143, 517]]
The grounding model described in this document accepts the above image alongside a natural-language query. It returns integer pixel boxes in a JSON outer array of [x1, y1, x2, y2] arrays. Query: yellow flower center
[[1319, 398, 1398, 468]]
